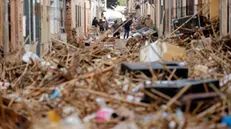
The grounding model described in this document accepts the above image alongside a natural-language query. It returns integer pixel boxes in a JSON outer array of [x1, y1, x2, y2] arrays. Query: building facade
[[0, 0, 104, 58], [220, 0, 231, 35], [0, 0, 63, 57], [128, 0, 223, 36], [65, 0, 103, 40]]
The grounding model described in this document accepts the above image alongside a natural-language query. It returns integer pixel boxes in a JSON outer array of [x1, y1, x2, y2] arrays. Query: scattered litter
[[220, 74, 231, 86], [1, 20, 231, 129], [222, 115, 231, 127], [48, 110, 61, 124], [95, 98, 115, 121], [22, 51, 40, 63], [0, 82, 11, 90], [50, 88, 62, 99], [62, 113, 82, 125]]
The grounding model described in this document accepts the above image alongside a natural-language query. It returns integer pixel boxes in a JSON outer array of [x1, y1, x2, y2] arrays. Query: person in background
[[133, 17, 139, 28], [99, 19, 104, 32], [103, 17, 109, 30], [123, 15, 133, 39], [92, 17, 99, 27], [112, 20, 121, 38], [144, 15, 153, 28]]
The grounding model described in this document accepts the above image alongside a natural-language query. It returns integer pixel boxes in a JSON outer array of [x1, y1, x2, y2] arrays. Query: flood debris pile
[[126, 37, 145, 53], [0, 29, 231, 129], [185, 35, 231, 79]]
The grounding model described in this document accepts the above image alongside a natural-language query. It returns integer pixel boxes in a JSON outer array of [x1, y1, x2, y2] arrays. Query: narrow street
[[0, 0, 231, 129]]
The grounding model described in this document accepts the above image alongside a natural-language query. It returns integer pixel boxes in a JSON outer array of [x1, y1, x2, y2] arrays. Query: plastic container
[[222, 115, 231, 127]]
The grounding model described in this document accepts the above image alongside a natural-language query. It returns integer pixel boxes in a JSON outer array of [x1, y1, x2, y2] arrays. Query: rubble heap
[[0, 31, 231, 129]]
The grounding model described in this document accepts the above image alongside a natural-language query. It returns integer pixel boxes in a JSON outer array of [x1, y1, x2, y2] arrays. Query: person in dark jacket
[[124, 16, 133, 39], [99, 19, 104, 32], [92, 17, 99, 27]]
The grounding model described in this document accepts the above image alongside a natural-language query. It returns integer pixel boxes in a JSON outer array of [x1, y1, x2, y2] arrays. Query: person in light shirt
[[144, 15, 153, 28]]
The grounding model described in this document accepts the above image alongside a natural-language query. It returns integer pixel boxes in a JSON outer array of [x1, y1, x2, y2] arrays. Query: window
[[186, 0, 194, 15], [75, 5, 81, 28], [176, 0, 182, 18], [78, 6, 81, 27]]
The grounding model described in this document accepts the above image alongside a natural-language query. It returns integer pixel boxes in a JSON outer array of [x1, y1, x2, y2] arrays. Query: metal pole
[[29, 0, 31, 44], [3, 0, 8, 57], [63, 0, 66, 28], [168, 0, 172, 34]]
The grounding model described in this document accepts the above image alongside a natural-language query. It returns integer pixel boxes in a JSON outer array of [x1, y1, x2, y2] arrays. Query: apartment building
[[40, 0, 62, 56], [128, 0, 223, 35], [0, 0, 23, 56], [0, 0, 63, 57], [155, 0, 220, 35], [65, 0, 103, 40]]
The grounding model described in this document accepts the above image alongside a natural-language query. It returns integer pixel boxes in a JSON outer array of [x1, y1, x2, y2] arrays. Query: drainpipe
[[84, 2, 87, 35], [3, 0, 8, 57], [36, 0, 41, 57]]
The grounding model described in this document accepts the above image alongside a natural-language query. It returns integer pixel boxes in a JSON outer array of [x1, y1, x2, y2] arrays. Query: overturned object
[[143, 79, 220, 103], [121, 61, 188, 80], [140, 41, 186, 62]]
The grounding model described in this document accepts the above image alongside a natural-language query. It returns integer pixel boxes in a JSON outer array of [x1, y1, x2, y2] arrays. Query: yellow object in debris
[[48, 110, 61, 124]]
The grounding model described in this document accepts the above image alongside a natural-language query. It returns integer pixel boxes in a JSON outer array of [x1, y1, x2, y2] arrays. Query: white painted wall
[[90, 0, 103, 25], [86, 0, 92, 30], [91, 0, 97, 20]]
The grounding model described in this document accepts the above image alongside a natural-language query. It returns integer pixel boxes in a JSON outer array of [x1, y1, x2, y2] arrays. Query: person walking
[[123, 16, 133, 39], [144, 15, 153, 28], [99, 19, 104, 32], [112, 20, 121, 38], [103, 17, 109, 30], [92, 17, 99, 27]]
